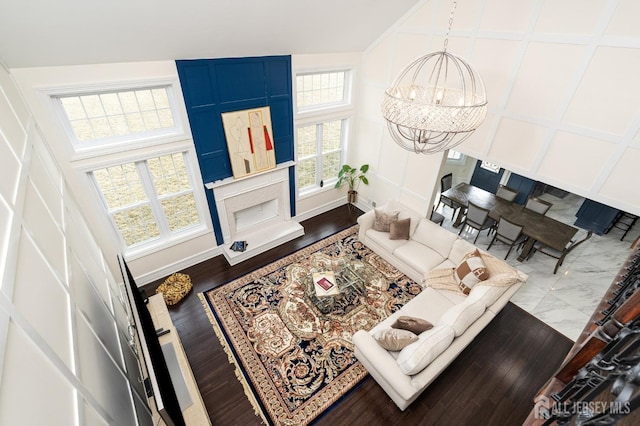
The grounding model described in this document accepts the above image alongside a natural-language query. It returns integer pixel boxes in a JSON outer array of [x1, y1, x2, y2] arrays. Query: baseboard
[[295, 198, 346, 222], [138, 199, 367, 285], [135, 246, 221, 286]]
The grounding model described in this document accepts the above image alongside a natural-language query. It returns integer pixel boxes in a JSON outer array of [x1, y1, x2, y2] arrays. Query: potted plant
[[335, 164, 369, 204]]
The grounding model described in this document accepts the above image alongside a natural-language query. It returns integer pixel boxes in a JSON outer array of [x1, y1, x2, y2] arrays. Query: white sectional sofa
[[352, 201, 527, 410]]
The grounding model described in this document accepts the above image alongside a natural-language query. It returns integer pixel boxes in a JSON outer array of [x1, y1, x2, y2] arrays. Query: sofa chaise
[[352, 201, 527, 410]]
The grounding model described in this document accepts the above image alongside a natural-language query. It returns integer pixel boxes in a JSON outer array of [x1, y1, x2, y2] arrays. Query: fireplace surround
[[205, 161, 304, 265]]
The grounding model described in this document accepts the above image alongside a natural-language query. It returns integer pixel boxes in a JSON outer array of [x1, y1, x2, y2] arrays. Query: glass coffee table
[[304, 255, 372, 315]]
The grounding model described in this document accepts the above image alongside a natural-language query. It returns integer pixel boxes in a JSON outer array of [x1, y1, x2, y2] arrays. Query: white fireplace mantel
[[205, 161, 303, 265]]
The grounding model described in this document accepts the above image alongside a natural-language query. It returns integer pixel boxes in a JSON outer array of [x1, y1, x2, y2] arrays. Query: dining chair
[[458, 202, 495, 244], [487, 217, 526, 260], [495, 184, 518, 202], [430, 208, 445, 226], [524, 196, 553, 215], [436, 173, 462, 220], [527, 230, 593, 274]]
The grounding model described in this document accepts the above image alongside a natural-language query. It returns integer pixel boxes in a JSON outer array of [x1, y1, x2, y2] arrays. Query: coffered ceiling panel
[[471, 38, 521, 108], [564, 46, 640, 136], [434, 0, 482, 32], [400, 0, 437, 30], [479, 0, 537, 33], [599, 147, 640, 205], [459, 114, 500, 156], [390, 33, 431, 78], [537, 130, 616, 190], [488, 118, 547, 170], [534, 0, 606, 36], [505, 42, 586, 121], [605, 0, 640, 37]]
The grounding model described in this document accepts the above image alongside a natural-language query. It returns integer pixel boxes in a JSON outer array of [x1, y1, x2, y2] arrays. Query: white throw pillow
[[396, 325, 455, 375], [467, 284, 508, 307], [436, 299, 486, 337]]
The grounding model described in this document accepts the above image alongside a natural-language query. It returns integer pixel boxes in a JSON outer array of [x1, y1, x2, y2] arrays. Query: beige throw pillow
[[454, 249, 489, 295], [389, 218, 411, 240], [373, 328, 419, 351], [391, 316, 433, 334], [373, 209, 399, 232]]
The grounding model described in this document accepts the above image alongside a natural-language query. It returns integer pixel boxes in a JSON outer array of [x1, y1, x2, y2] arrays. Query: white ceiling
[[0, 0, 421, 68]]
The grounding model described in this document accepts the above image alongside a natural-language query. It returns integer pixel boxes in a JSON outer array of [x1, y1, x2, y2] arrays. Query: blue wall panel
[[506, 173, 536, 205], [180, 63, 215, 106], [176, 56, 295, 244], [215, 61, 267, 102]]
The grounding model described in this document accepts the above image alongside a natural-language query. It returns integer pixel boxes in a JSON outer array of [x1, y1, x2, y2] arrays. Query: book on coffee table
[[312, 272, 339, 296]]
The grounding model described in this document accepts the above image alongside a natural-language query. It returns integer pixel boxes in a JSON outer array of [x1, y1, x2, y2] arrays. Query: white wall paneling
[[0, 321, 77, 426], [358, 0, 640, 217], [0, 63, 149, 426], [75, 313, 137, 426]]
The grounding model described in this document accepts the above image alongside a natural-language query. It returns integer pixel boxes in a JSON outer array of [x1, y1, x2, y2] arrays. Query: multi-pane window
[[296, 71, 347, 110], [297, 120, 343, 191], [57, 87, 176, 145], [92, 152, 201, 248], [480, 160, 501, 173], [447, 150, 463, 161], [295, 70, 352, 194]]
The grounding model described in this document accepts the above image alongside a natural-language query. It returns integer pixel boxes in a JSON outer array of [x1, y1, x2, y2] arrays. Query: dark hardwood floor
[[144, 205, 573, 425]]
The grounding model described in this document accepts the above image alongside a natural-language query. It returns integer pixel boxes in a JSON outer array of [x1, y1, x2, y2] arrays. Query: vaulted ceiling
[[0, 0, 421, 68]]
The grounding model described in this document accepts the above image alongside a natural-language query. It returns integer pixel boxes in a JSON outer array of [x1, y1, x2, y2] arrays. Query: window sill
[[297, 184, 339, 201], [123, 224, 212, 261]]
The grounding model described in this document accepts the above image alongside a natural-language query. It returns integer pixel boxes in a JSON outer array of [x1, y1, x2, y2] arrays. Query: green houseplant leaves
[[335, 164, 369, 194]]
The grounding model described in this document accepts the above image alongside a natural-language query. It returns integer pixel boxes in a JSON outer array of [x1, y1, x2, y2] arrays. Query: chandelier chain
[[443, 1, 457, 52]]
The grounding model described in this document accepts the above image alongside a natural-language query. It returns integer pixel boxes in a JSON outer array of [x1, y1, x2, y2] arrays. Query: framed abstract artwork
[[221, 106, 276, 179]]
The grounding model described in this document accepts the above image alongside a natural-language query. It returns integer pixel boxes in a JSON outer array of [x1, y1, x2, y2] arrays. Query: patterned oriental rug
[[199, 225, 421, 425]]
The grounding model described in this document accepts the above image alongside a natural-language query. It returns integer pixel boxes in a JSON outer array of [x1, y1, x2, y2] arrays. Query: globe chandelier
[[381, 1, 487, 154]]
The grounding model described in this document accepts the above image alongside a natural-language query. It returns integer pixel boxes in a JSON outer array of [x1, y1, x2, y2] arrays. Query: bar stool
[[611, 212, 638, 241]]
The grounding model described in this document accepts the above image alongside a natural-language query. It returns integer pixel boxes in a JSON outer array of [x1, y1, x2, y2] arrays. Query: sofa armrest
[[352, 330, 415, 401], [357, 210, 375, 241]]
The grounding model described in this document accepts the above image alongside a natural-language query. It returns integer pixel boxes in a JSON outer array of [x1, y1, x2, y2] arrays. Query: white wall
[[10, 62, 217, 284], [0, 64, 149, 425], [357, 0, 640, 217], [8, 0, 640, 284]]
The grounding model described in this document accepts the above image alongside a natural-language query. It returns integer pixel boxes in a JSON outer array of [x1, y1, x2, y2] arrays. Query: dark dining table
[[441, 183, 579, 261]]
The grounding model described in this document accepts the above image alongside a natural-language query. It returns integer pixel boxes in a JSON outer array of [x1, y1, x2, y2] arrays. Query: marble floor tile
[[436, 190, 639, 342], [529, 292, 592, 341]]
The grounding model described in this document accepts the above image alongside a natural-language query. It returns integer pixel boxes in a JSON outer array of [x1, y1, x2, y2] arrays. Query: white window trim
[[84, 145, 211, 258], [296, 117, 349, 198], [480, 160, 501, 174], [294, 68, 353, 114], [446, 150, 465, 165], [41, 78, 191, 161], [293, 67, 357, 200]]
